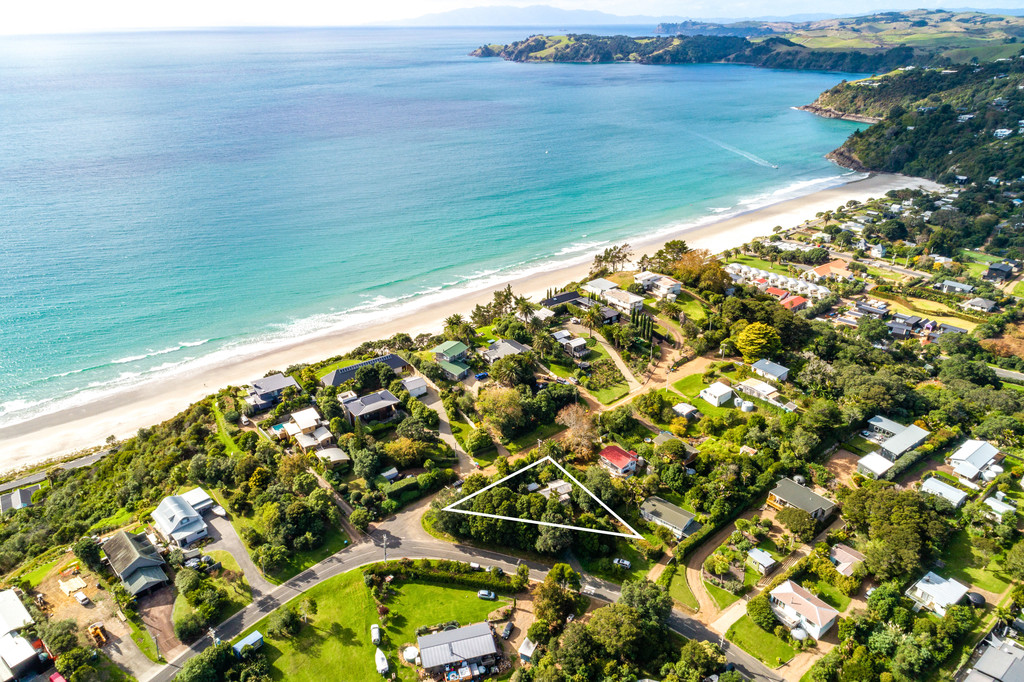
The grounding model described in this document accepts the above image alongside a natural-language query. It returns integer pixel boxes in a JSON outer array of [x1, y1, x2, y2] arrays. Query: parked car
[[861, 430, 873, 438], [469, 562, 482, 571], [488, 566, 504, 577], [612, 558, 632, 569], [477, 590, 496, 600], [370, 624, 381, 645], [475, 372, 489, 380], [501, 622, 513, 640], [74, 591, 90, 606]]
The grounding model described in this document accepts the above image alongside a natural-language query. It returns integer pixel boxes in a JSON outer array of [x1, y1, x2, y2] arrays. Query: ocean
[[0, 27, 866, 428]]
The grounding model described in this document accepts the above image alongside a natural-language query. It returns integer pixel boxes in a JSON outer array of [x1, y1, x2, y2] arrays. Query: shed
[[519, 637, 537, 662], [747, 548, 777, 575], [233, 631, 264, 657], [401, 376, 428, 397], [857, 453, 895, 479]]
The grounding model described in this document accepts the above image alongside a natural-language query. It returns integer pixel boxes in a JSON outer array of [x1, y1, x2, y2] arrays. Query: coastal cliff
[[825, 148, 869, 172], [796, 103, 880, 125]]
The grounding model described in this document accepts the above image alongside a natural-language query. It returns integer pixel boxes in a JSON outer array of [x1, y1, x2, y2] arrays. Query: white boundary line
[[442, 455, 643, 540]]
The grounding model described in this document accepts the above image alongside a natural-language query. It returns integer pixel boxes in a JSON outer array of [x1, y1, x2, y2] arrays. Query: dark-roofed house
[[963, 297, 998, 313], [767, 478, 836, 522], [855, 302, 889, 319], [983, 262, 1015, 282], [481, 339, 529, 365], [341, 389, 401, 425], [104, 531, 167, 597], [887, 321, 914, 340], [0, 486, 39, 514], [640, 497, 702, 539], [320, 354, 411, 388], [540, 291, 585, 308], [573, 297, 621, 325], [892, 313, 923, 329], [245, 373, 300, 411], [965, 635, 1024, 682], [417, 622, 498, 675], [751, 359, 789, 383]]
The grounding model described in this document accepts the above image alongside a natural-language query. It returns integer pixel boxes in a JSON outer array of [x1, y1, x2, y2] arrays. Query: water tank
[[793, 475, 807, 486], [741, 401, 755, 412]]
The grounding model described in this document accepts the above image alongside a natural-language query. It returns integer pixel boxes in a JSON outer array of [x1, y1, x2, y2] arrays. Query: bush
[[747, 595, 776, 631], [350, 508, 371, 532], [267, 607, 302, 638], [385, 477, 420, 499], [175, 567, 202, 595], [363, 559, 519, 594], [174, 611, 206, 642], [465, 429, 494, 455]]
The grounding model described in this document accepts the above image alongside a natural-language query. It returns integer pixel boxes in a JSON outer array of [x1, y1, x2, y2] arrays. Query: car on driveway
[[477, 590, 496, 600], [371, 624, 381, 645], [612, 558, 632, 569], [501, 622, 513, 639], [475, 372, 489, 380], [74, 591, 90, 606]]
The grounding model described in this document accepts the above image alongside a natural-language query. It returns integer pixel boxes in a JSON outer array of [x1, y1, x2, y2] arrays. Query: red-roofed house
[[804, 260, 854, 282], [599, 445, 638, 477], [765, 287, 789, 300], [781, 296, 809, 312]]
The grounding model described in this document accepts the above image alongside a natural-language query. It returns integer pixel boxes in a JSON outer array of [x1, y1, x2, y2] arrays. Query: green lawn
[[671, 374, 735, 418], [577, 539, 654, 585], [705, 580, 740, 610], [128, 616, 160, 663], [590, 383, 630, 405], [506, 422, 566, 455], [843, 435, 876, 456], [314, 358, 360, 380], [20, 558, 60, 588], [89, 507, 137, 534], [755, 538, 789, 563], [942, 529, 1013, 594], [233, 569, 502, 682], [726, 255, 796, 278], [173, 550, 253, 627], [212, 402, 243, 455], [675, 291, 707, 323], [669, 572, 699, 611], [813, 579, 851, 612], [726, 615, 796, 668]]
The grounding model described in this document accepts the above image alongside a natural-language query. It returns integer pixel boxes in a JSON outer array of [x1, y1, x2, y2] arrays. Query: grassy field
[[942, 529, 1013, 594], [705, 580, 740, 610], [211, 402, 243, 455], [669, 572, 699, 611], [675, 291, 707, 323], [755, 537, 790, 563], [812, 579, 851, 612], [19, 557, 60, 588], [209, 488, 350, 584], [726, 255, 796, 278], [234, 569, 501, 682], [884, 298, 978, 332], [128, 616, 160, 664], [726, 615, 796, 668], [672, 374, 736, 418], [506, 422, 566, 455], [314, 358, 360, 379], [577, 538, 655, 585], [173, 550, 253, 627]]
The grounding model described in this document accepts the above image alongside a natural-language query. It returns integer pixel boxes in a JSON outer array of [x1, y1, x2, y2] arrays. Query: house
[[551, 330, 572, 344], [341, 389, 401, 425], [541, 291, 586, 309], [380, 467, 400, 482], [401, 376, 428, 397], [0, 485, 40, 513], [963, 297, 998, 313], [635, 272, 682, 298], [880, 424, 929, 460], [887, 321, 914, 340], [736, 378, 779, 402], [940, 280, 974, 295], [995, 128, 1014, 139], [769, 580, 839, 639], [319, 354, 411, 388], [868, 243, 887, 258], [949, 439, 1001, 481], [280, 407, 333, 452], [829, 544, 865, 577], [604, 289, 645, 314], [245, 373, 300, 411], [855, 301, 889, 319], [767, 478, 836, 522], [0, 631, 36, 681], [540, 480, 573, 503], [565, 337, 589, 358], [804, 260, 854, 282], [634, 271, 661, 289], [985, 496, 1016, 519], [431, 340, 469, 363], [518, 637, 537, 663], [892, 313, 923, 329], [765, 287, 789, 300], [599, 445, 639, 477], [857, 453, 895, 479], [574, 297, 621, 325], [481, 339, 529, 364], [966, 634, 1024, 682], [672, 403, 701, 420], [920, 477, 969, 509], [233, 631, 264, 657], [582, 278, 618, 297], [747, 548, 777, 575], [318, 447, 351, 471], [518, 307, 555, 324], [781, 296, 809, 312], [104, 530, 168, 597], [699, 381, 734, 407], [0, 591, 32, 635], [906, 572, 969, 616], [418, 623, 498, 675], [153, 492, 209, 547], [983, 262, 1015, 281], [752, 359, 789, 383], [640, 496, 702, 539]]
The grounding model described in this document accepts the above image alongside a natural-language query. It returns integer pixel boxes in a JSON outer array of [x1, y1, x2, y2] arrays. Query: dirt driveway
[[827, 449, 861, 488], [137, 586, 186, 660]]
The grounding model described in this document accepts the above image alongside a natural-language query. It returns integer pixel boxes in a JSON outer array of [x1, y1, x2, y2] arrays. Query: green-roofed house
[[104, 530, 168, 597], [431, 340, 471, 381]]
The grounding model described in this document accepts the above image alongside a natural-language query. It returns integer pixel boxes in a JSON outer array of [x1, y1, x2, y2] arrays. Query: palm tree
[[584, 307, 603, 338], [444, 314, 465, 335], [515, 296, 535, 322], [533, 333, 554, 358]]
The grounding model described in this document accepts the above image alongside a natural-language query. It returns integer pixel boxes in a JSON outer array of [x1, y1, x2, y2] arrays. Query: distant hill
[[378, 5, 676, 27]]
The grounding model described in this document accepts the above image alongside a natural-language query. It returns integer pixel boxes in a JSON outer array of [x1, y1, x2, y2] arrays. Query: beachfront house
[[341, 389, 401, 425], [640, 496, 702, 539], [245, 373, 300, 411], [104, 530, 168, 597], [769, 580, 839, 639], [153, 488, 213, 547], [319, 353, 411, 388], [906, 572, 969, 616], [279, 407, 333, 452], [829, 544, 865, 577], [430, 340, 471, 381], [920, 477, 969, 509], [582, 278, 618, 297], [0, 486, 40, 514], [949, 439, 1001, 481], [699, 381, 734, 407], [751, 359, 789, 383], [767, 478, 835, 522], [599, 445, 638, 478], [417, 623, 498, 676], [635, 272, 682, 298], [603, 289, 645, 314], [481, 339, 529, 365]]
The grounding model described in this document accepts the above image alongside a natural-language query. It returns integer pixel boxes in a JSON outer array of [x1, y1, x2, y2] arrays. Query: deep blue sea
[[0, 27, 866, 426]]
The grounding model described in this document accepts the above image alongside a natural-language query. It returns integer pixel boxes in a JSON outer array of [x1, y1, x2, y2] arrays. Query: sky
[[3, 0, 1024, 35]]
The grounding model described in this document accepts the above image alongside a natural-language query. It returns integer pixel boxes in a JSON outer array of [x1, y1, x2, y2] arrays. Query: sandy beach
[[0, 172, 940, 474]]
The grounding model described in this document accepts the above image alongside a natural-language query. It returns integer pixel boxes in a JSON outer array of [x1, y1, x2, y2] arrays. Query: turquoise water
[[0, 27, 865, 426]]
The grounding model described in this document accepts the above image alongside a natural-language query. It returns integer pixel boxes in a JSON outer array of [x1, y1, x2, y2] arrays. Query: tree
[[40, 619, 80, 655], [253, 543, 288, 573], [619, 579, 672, 627], [73, 538, 103, 572], [587, 604, 644, 661], [300, 597, 318, 624], [350, 508, 371, 532], [747, 595, 776, 631], [1005, 540, 1024, 579], [776, 507, 817, 544], [477, 386, 526, 439], [556, 622, 600, 676], [535, 576, 576, 622], [464, 428, 494, 455], [735, 322, 781, 362], [175, 567, 202, 595], [556, 404, 597, 457], [267, 607, 302, 638], [352, 448, 379, 481]]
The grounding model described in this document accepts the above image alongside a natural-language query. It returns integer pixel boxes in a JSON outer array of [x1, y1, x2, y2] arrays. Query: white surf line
[[443, 455, 643, 540]]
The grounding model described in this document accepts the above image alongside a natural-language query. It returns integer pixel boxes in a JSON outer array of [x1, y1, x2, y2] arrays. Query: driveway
[[205, 515, 274, 597], [137, 586, 186, 662], [420, 381, 474, 475]]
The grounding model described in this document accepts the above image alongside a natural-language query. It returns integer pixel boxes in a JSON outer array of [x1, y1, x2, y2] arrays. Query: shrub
[[174, 611, 206, 642], [350, 508, 371, 532], [747, 595, 776, 631], [267, 607, 302, 638], [175, 568, 202, 595], [465, 429, 494, 455]]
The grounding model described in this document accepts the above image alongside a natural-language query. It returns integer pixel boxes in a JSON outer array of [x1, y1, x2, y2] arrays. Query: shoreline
[[0, 171, 941, 474]]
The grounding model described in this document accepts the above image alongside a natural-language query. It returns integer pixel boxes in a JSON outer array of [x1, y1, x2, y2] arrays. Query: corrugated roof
[[104, 531, 164, 578], [771, 580, 838, 627], [770, 478, 835, 516], [320, 354, 411, 388], [122, 565, 168, 597], [342, 390, 400, 418], [751, 359, 788, 380], [417, 623, 496, 669], [641, 497, 700, 536]]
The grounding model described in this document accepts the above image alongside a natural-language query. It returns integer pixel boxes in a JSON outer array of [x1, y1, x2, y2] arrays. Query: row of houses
[[723, 263, 833, 299]]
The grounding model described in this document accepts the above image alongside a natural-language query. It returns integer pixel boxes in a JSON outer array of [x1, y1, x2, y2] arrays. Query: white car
[[370, 624, 381, 645], [74, 591, 90, 606], [612, 558, 632, 569]]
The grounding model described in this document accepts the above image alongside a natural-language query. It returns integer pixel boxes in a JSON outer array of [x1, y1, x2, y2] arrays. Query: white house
[[920, 477, 969, 509], [539, 480, 573, 503], [401, 376, 428, 397], [736, 378, 779, 402], [152, 490, 211, 547], [603, 289, 645, 314], [747, 548, 777, 575], [565, 337, 589, 357], [582, 278, 618, 297], [634, 271, 660, 289], [481, 339, 529, 364], [648, 275, 682, 298], [949, 439, 1000, 481], [699, 381, 734, 407], [906, 572, 969, 616], [769, 580, 839, 639], [857, 453, 895, 479], [640, 496, 702, 539], [751, 359, 789, 383]]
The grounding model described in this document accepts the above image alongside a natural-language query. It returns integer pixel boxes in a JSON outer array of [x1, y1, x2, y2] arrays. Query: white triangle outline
[[442, 455, 643, 540]]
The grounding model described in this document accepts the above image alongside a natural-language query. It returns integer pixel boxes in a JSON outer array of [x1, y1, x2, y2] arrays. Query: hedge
[[363, 559, 521, 594], [385, 477, 420, 499]]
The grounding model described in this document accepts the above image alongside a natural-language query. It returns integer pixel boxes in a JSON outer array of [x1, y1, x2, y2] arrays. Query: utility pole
[[382, 532, 388, 562]]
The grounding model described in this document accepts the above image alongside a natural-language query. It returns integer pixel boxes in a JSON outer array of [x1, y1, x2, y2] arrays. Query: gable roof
[[748, 548, 776, 568], [251, 373, 299, 395], [481, 339, 529, 363], [599, 445, 638, 470], [882, 424, 930, 457], [584, 278, 618, 292], [829, 544, 865, 576], [782, 296, 809, 310], [0, 485, 39, 513], [604, 289, 644, 305], [321, 354, 410, 387], [951, 439, 999, 477], [104, 531, 164, 578], [152, 495, 206, 542], [290, 407, 321, 431], [640, 497, 701, 536], [417, 622, 497, 669], [751, 359, 788, 380], [911, 571, 969, 608], [771, 580, 839, 628], [858, 453, 894, 477], [973, 637, 1024, 681], [0, 591, 32, 634], [868, 415, 904, 434], [770, 478, 835, 516], [920, 477, 968, 507], [540, 291, 585, 308], [431, 340, 469, 357], [342, 389, 401, 418]]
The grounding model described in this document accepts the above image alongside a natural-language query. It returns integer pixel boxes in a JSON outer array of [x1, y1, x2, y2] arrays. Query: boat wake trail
[[690, 132, 777, 169]]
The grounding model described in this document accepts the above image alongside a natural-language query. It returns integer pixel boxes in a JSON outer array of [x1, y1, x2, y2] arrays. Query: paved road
[[205, 516, 275, 597], [994, 366, 1024, 382]]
